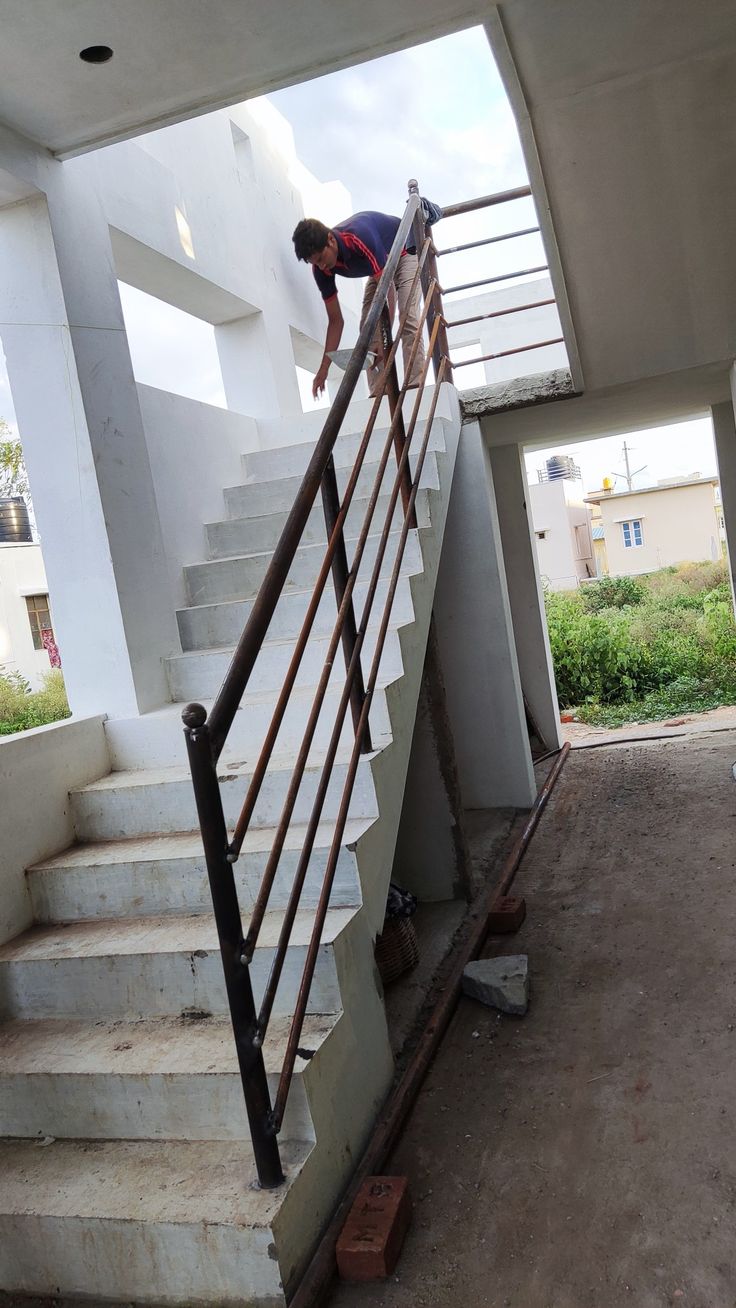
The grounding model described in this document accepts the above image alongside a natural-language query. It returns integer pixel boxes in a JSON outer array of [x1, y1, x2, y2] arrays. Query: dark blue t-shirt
[[313, 211, 404, 301]]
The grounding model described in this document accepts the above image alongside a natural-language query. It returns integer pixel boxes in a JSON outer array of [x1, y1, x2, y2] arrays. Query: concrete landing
[[329, 730, 736, 1308]]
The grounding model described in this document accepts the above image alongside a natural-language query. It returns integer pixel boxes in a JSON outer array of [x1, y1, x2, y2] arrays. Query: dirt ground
[[329, 728, 736, 1308], [562, 702, 736, 747]]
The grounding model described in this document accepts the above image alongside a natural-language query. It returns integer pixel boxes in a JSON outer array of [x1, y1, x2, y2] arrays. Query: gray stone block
[[462, 955, 529, 1016]]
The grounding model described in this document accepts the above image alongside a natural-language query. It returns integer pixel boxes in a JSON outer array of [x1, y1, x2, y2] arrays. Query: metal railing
[[424, 181, 564, 375], [183, 192, 448, 1188]]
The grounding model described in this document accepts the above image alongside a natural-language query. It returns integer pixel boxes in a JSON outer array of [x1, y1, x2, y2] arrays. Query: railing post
[[408, 179, 453, 385], [320, 457, 372, 751], [182, 703, 284, 1189], [379, 305, 417, 530]]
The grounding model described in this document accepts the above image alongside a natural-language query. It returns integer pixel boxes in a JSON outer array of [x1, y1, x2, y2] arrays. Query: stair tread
[[0, 905, 358, 964], [28, 816, 373, 872], [189, 524, 409, 570], [70, 746, 373, 798], [0, 1135, 310, 1224], [0, 1012, 338, 1075]]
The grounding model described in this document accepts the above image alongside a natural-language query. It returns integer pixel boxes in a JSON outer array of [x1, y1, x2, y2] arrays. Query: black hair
[[292, 218, 331, 262]]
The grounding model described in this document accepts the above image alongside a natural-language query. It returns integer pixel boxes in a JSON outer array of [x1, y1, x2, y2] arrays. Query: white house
[[527, 457, 595, 590]]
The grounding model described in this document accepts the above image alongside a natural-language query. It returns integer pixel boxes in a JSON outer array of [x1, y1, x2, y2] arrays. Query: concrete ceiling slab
[[491, 1, 736, 397], [0, 1, 486, 157]]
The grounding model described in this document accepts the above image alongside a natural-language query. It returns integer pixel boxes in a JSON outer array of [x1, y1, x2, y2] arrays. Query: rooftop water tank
[[546, 454, 576, 481], [0, 496, 32, 543]]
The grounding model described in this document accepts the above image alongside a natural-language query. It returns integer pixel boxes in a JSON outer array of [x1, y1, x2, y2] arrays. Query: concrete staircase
[[0, 388, 461, 1305]]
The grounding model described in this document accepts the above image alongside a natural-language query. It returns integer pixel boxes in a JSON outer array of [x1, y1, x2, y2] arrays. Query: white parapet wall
[[0, 715, 110, 946]]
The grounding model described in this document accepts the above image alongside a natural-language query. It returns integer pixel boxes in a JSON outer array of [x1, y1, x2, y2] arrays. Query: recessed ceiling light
[[79, 45, 114, 64]]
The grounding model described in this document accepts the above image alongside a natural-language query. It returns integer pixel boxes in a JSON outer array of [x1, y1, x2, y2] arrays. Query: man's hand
[[312, 362, 329, 399]]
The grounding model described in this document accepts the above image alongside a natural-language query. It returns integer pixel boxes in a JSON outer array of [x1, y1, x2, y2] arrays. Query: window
[[535, 530, 547, 541], [25, 593, 53, 650], [621, 519, 643, 549]]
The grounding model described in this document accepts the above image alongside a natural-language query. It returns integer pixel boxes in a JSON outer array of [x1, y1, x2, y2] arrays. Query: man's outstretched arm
[[313, 295, 344, 398]]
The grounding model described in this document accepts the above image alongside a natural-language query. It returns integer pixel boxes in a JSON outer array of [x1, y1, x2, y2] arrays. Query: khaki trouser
[[360, 252, 426, 396]]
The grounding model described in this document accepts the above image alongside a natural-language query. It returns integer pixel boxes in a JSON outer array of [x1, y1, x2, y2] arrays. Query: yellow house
[[584, 477, 721, 576]]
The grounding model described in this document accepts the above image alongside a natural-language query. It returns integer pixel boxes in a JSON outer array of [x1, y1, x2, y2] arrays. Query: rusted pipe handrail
[[440, 184, 532, 218], [246, 316, 441, 1003], [446, 297, 555, 330], [203, 193, 421, 760], [441, 264, 548, 296], [452, 337, 564, 368], [273, 354, 447, 1127], [226, 256, 433, 871], [435, 225, 540, 257]]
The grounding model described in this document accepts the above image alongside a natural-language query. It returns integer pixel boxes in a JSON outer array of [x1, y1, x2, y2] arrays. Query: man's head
[[292, 219, 339, 274]]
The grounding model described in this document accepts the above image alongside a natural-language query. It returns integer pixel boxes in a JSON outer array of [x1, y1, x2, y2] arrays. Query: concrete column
[[712, 387, 736, 610], [215, 310, 302, 420], [0, 163, 178, 718], [488, 441, 562, 752], [433, 420, 536, 809]]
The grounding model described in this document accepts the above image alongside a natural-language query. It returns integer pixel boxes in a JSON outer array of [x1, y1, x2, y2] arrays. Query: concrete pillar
[[215, 310, 302, 420], [0, 164, 178, 719], [488, 442, 562, 752], [433, 420, 536, 809], [712, 389, 736, 611]]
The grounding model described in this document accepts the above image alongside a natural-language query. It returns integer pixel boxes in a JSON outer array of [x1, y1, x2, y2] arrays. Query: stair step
[[0, 1013, 338, 1141], [242, 416, 448, 483], [0, 1135, 309, 1303], [206, 486, 432, 560], [224, 451, 440, 520], [184, 527, 423, 607], [69, 750, 379, 841], [0, 906, 357, 1020], [27, 822, 369, 922], [104, 679, 394, 770], [177, 571, 416, 652], [166, 623, 404, 701]]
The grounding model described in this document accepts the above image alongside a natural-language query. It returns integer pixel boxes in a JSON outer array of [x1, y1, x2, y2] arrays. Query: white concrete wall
[[0, 716, 109, 948], [598, 483, 720, 576], [0, 542, 52, 689], [138, 385, 258, 612]]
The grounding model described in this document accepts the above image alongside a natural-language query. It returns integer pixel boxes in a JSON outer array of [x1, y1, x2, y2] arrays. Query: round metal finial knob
[[182, 702, 207, 729]]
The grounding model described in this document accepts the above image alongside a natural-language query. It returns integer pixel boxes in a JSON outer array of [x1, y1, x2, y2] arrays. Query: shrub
[[580, 574, 646, 612], [0, 668, 70, 735], [546, 562, 736, 725]]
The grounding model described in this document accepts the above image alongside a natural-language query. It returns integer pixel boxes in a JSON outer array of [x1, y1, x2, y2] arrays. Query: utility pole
[[615, 440, 647, 491]]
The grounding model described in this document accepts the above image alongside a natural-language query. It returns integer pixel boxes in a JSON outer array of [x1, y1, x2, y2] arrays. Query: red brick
[[336, 1176, 412, 1281], [488, 894, 526, 934]]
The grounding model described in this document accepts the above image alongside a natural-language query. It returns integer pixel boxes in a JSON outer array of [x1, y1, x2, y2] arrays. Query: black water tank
[[0, 497, 32, 543]]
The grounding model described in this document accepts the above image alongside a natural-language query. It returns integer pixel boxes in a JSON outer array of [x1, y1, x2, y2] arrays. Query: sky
[[0, 25, 718, 492]]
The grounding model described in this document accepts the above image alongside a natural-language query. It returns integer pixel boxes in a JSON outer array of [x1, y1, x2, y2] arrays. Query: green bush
[[0, 668, 71, 735], [580, 574, 646, 611], [545, 561, 736, 725]]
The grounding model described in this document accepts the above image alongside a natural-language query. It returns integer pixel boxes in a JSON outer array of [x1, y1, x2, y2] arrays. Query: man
[[292, 211, 425, 399]]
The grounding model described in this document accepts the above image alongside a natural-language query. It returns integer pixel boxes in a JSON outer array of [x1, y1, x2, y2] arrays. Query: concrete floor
[[329, 729, 736, 1308]]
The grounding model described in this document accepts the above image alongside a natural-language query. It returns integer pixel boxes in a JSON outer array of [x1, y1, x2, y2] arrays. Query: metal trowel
[[327, 348, 377, 372]]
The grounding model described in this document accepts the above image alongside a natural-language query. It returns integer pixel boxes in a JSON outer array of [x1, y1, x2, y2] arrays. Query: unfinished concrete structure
[[1, 2, 736, 1303]]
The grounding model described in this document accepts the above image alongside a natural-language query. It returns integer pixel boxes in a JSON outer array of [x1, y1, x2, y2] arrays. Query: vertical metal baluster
[[408, 178, 453, 384], [183, 704, 283, 1189], [380, 306, 417, 530], [320, 454, 372, 751]]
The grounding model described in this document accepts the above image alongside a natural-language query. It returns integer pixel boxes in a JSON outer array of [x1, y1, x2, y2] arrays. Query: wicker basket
[[375, 916, 419, 987]]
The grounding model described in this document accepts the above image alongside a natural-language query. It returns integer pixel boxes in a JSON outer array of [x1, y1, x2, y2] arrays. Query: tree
[[0, 419, 29, 500]]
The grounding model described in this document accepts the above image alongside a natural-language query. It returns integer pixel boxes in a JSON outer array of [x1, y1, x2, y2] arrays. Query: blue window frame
[[621, 519, 643, 548]]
